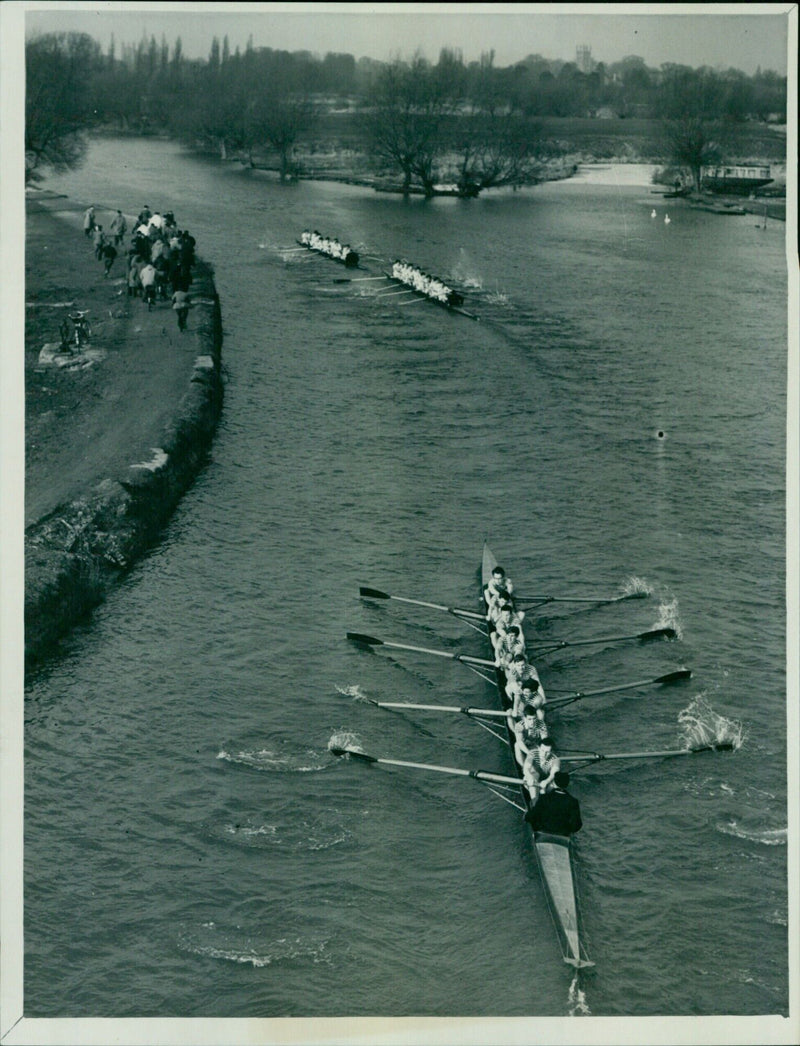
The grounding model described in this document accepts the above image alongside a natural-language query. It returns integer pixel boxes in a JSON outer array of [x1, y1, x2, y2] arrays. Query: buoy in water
[[651, 209, 657, 218], [656, 430, 666, 440], [664, 214, 671, 225]]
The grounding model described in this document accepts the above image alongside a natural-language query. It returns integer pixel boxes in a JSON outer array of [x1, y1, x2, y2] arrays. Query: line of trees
[[26, 31, 787, 194]]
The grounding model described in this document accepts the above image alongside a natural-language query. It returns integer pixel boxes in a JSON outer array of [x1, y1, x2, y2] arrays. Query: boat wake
[[677, 695, 744, 749], [716, 821, 787, 846], [217, 746, 328, 772], [177, 925, 334, 968], [213, 818, 352, 852], [567, 974, 591, 1016]]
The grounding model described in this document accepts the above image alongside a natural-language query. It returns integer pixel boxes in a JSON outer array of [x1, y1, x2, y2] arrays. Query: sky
[[22, 2, 791, 75]]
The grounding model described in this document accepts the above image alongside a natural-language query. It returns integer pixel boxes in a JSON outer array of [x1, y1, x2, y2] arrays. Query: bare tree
[[25, 33, 101, 184], [662, 115, 723, 191], [658, 64, 726, 191], [366, 55, 453, 196], [452, 112, 541, 197]]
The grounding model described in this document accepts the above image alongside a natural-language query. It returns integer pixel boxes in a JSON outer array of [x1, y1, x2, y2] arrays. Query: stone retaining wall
[[24, 262, 224, 671]]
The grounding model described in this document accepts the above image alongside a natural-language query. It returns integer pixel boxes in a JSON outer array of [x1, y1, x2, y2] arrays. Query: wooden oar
[[330, 744, 521, 786], [397, 296, 430, 306], [347, 632, 494, 667], [359, 586, 484, 621], [516, 591, 648, 608], [546, 669, 692, 709], [561, 740, 735, 764], [342, 275, 389, 282], [534, 627, 676, 653], [358, 697, 510, 718], [449, 305, 480, 322], [374, 288, 418, 298]]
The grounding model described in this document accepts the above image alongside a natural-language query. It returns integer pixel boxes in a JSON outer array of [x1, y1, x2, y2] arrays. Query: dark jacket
[[525, 787, 582, 836]]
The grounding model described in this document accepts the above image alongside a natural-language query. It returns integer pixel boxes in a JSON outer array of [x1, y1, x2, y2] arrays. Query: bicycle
[[60, 311, 91, 350]]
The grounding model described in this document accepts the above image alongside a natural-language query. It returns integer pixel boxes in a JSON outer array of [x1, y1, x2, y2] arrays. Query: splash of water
[[335, 683, 370, 702], [485, 290, 510, 306], [654, 596, 683, 639], [328, 729, 364, 754], [567, 974, 591, 1016], [677, 694, 744, 749], [451, 249, 483, 289], [621, 574, 653, 598]]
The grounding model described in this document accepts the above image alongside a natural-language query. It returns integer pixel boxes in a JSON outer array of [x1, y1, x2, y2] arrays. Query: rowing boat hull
[[296, 241, 360, 268], [481, 543, 593, 969]]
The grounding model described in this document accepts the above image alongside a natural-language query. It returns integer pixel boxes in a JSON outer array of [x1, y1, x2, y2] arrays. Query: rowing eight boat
[[482, 543, 594, 970], [296, 239, 360, 268], [382, 272, 479, 321]]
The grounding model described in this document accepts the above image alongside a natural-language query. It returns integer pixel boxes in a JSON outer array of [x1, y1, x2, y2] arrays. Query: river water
[[24, 138, 790, 1025]]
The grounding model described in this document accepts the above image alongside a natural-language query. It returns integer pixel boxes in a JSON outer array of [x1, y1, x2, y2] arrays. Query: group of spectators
[[82, 203, 196, 331]]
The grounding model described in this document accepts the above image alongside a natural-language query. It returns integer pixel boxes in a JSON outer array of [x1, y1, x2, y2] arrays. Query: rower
[[511, 679, 544, 720], [493, 623, 525, 666], [520, 749, 542, 801], [484, 565, 514, 616], [524, 771, 582, 836], [536, 737, 561, 793], [492, 601, 525, 636], [512, 701, 548, 767], [504, 654, 539, 703]]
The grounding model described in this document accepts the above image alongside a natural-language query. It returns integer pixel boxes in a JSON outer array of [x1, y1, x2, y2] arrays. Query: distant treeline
[[26, 31, 788, 194]]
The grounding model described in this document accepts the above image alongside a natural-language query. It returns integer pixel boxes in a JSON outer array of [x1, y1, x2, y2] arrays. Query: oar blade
[[656, 668, 692, 684], [330, 745, 377, 762], [640, 627, 677, 642], [347, 632, 383, 647], [359, 586, 391, 600]]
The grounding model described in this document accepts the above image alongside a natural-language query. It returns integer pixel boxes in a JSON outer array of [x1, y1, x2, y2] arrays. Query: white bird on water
[[651, 209, 657, 218], [664, 213, 671, 225]]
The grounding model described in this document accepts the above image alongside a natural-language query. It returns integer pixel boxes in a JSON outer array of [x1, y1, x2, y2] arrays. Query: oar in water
[[546, 669, 692, 709], [346, 632, 495, 667], [534, 627, 677, 654], [374, 288, 418, 298], [449, 305, 480, 321], [397, 296, 430, 306], [359, 586, 484, 621], [330, 744, 520, 786], [516, 591, 649, 609], [561, 740, 735, 764], [334, 275, 389, 284], [357, 696, 510, 719]]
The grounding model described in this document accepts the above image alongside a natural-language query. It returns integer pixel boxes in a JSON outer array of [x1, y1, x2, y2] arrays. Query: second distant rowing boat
[[298, 230, 360, 268]]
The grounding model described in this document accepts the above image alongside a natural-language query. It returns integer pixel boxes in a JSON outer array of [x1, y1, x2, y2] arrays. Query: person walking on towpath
[[83, 206, 95, 237], [110, 210, 127, 246], [171, 288, 190, 331], [524, 771, 582, 835], [139, 262, 157, 310], [101, 243, 117, 278], [92, 225, 106, 260]]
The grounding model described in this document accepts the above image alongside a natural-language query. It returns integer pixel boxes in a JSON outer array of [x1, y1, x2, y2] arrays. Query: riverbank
[[24, 192, 224, 672]]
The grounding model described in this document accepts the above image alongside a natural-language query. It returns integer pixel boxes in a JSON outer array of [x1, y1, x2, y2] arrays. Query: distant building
[[576, 45, 595, 74]]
